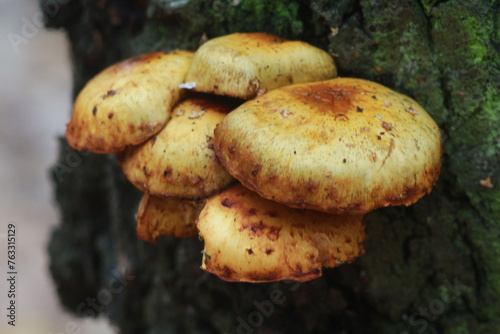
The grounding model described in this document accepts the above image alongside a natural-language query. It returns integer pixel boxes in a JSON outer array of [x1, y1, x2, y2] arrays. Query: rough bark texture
[[46, 0, 499, 333]]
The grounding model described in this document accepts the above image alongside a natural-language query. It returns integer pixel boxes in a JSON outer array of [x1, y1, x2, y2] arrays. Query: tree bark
[[46, 0, 500, 333]]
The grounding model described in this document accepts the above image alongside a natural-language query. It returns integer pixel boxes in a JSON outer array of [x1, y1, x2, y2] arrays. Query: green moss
[[131, 21, 173, 53], [437, 4, 499, 217], [419, 0, 440, 15], [238, 0, 303, 36], [459, 14, 491, 64], [461, 208, 500, 320], [136, 0, 310, 54], [351, 1, 449, 124], [432, 0, 500, 239], [431, 2, 498, 145], [395, 20, 447, 124], [181, 0, 304, 40], [330, 0, 499, 330], [431, 9, 492, 67]]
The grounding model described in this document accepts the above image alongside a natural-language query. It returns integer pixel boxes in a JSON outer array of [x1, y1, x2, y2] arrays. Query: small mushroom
[[214, 77, 442, 214], [197, 184, 366, 283], [119, 96, 238, 198], [184, 32, 337, 99], [136, 193, 205, 241], [66, 51, 194, 153]]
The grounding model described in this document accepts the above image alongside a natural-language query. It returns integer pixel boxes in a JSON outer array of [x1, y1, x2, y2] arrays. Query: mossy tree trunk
[[46, 0, 499, 333]]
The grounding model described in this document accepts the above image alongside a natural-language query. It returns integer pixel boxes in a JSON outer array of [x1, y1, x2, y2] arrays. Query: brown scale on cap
[[290, 83, 355, 113], [65, 50, 194, 153], [214, 77, 443, 214], [197, 184, 366, 283]]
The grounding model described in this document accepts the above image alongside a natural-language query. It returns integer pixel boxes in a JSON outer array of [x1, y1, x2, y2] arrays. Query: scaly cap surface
[[184, 33, 337, 99], [119, 96, 237, 198], [214, 78, 442, 214], [197, 184, 365, 282], [66, 51, 193, 153]]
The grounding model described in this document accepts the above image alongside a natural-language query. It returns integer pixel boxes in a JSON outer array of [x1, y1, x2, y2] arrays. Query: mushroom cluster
[[65, 32, 442, 283]]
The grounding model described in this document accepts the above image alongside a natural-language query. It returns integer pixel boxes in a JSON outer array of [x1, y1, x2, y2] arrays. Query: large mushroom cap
[[119, 96, 237, 198], [66, 51, 194, 153], [197, 184, 365, 283], [184, 32, 337, 99], [214, 78, 442, 214], [136, 193, 204, 241]]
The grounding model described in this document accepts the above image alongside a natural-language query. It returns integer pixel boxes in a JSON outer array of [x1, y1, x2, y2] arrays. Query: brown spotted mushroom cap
[[136, 193, 205, 241], [119, 96, 237, 199], [66, 51, 194, 153], [184, 32, 337, 99], [214, 78, 442, 215], [197, 184, 365, 282]]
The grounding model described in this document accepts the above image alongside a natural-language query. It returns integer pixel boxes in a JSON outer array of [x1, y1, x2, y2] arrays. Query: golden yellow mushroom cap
[[184, 32, 337, 99], [119, 96, 237, 198], [136, 193, 205, 241], [66, 51, 194, 153], [197, 184, 365, 283], [214, 78, 442, 214]]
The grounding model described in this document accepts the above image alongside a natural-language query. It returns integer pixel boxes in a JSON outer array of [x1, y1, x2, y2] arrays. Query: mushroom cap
[[136, 193, 205, 241], [214, 78, 442, 214], [197, 184, 365, 283], [184, 32, 337, 99], [66, 51, 194, 153], [119, 96, 237, 198]]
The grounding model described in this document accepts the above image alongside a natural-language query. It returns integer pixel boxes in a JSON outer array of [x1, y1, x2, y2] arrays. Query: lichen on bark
[[46, 0, 499, 333]]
